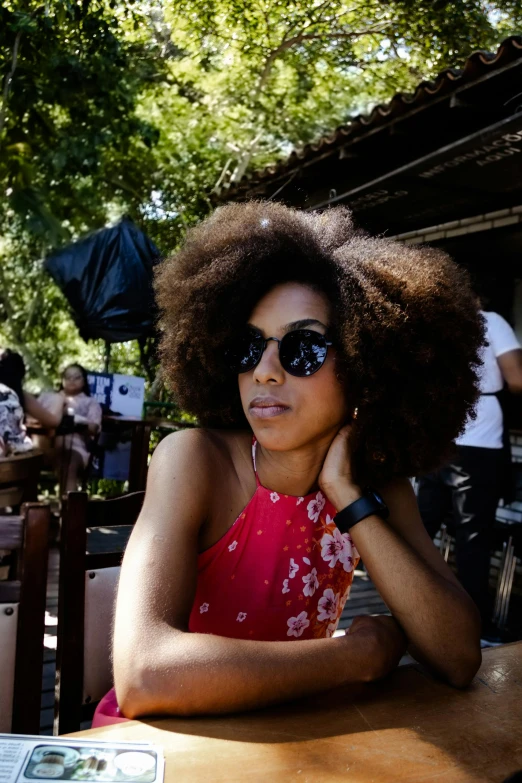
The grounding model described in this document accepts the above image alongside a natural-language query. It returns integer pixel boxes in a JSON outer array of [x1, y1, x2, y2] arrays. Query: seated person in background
[[95, 203, 483, 725], [0, 349, 63, 456], [38, 364, 102, 493], [0, 383, 33, 457]]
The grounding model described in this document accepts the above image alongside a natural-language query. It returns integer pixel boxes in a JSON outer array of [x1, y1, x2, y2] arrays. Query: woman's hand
[[347, 615, 408, 681], [318, 424, 362, 510]]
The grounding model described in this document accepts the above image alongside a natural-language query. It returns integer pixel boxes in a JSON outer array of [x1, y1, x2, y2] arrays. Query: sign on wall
[[87, 372, 145, 418]]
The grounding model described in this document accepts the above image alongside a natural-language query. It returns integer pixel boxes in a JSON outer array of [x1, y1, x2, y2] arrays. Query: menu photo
[[0, 736, 164, 783]]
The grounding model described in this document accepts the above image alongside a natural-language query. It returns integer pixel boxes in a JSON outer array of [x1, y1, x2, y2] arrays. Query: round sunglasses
[[225, 326, 333, 377]]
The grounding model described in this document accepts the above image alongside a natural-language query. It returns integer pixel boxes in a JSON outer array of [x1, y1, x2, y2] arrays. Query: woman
[[98, 203, 484, 723], [0, 349, 64, 455], [39, 364, 102, 492]]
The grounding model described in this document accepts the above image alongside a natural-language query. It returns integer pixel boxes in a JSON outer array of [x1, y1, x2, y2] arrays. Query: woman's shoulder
[[152, 428, 252, 491], [155, 427, 250, 464]]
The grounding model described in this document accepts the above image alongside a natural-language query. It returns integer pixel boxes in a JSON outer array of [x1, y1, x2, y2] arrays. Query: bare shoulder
[[151, 427, 248, 474], [146, 427, 251, 511]]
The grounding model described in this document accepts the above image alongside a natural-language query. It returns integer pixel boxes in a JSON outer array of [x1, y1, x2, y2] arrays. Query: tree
[[138, 0, 522, 250], [1, 0, 521, 385], [0, 0, 165, 382]]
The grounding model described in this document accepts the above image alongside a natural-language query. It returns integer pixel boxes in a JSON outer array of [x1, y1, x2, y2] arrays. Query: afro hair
[[155, 201, 485, 486]]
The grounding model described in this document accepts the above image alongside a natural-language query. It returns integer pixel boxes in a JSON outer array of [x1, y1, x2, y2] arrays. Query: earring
[[353, 407, 359, 420]]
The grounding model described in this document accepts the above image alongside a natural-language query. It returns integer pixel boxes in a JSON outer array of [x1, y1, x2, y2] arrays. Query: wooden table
[[69, 643, 522, 782]]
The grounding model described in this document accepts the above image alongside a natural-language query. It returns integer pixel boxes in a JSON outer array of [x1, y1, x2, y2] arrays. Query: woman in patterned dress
[[100, 203, 484, 723]]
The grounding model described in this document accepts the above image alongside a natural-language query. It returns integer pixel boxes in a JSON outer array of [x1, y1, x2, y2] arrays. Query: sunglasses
[[226, 326, 333, 377]]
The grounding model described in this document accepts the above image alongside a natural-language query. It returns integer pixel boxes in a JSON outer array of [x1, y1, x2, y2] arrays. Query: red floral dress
[[93, 437, 359, 726], [189, 438, 360, 641]]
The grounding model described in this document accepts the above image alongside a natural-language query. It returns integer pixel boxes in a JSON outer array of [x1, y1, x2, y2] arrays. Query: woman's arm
[[24, 391, 64, 429], [320, 429, 482, 689], [113, 429, 407, 718], [497, 348, 522, 394], [84, 398, 102, 436]]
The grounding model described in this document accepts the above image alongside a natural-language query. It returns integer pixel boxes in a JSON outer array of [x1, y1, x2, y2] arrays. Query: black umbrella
[[45, 217, 160, 345]]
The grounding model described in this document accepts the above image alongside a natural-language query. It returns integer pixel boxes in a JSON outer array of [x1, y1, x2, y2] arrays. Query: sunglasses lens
[[280, 330, 328, 377], [225, 327, 264, 373]]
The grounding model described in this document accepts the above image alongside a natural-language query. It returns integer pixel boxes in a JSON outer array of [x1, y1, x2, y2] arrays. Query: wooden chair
[[54, 491, 144, 735], [0, 503, 50, 733], [0, 450, 44, 508]]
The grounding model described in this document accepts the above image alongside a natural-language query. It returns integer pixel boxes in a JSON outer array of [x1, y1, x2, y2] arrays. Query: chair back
[[54, 491, 144, 735], [0, 451, 43, 507], [0, 503, 50, 733]]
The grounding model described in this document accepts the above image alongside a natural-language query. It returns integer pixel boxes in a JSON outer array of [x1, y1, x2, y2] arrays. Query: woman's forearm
[[116, 624, 388, 718], [24, 392, 63, 428], [349, 515, 481, 686]]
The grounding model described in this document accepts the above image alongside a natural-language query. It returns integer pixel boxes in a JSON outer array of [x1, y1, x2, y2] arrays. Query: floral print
[[320, 526, 357, 573], [287, 611, 310, 638], [289, 558, 299, 579], [320, 528, 346, 568], [307, 491, 325, 523], [189, 438, 359, 642], [317, 589, 339, 622], [302, 567, 319, 597]]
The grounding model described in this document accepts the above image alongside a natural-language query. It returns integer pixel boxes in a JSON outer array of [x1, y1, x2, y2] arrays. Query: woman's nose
[[252, 340, 284, 384]]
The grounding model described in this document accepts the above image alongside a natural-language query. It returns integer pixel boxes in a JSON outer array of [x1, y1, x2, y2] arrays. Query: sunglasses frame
[[229, 326, 333, 377]]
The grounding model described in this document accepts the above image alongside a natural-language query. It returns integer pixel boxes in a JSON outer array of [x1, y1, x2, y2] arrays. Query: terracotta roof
[[229, 34, 522, 192]]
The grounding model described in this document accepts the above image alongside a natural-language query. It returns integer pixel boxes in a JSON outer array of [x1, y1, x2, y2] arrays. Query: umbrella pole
[[104, 341, 111, 373]]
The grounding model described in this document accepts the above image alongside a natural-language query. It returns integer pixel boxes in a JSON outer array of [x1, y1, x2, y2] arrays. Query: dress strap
[[251, 436, 261, 487]]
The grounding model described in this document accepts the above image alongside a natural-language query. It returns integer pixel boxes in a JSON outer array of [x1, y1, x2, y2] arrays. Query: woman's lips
[[249, 398, 290, 419], [250, 405, 289, 419]]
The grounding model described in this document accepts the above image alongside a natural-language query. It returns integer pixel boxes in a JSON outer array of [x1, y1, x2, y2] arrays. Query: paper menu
[[0, 736, 164, 783]]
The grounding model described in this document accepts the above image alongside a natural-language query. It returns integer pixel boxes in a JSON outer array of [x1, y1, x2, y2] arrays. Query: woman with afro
[[97, 201, 484, 723]]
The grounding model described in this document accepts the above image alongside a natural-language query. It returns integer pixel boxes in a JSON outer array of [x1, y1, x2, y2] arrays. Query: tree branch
[[103, 177, 143, 201], [255, 21, 388, 99], [218, 12, 389, 192], [0, 29, 22, 138], [212, 157, 234, 193]]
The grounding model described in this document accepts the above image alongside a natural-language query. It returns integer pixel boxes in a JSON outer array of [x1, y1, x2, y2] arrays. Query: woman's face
[[62, 367, 85, 396], [238, 282, 348, 451]]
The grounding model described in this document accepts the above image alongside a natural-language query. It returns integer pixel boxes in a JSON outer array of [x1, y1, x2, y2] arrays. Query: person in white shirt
[[417, 308, 522, 636]]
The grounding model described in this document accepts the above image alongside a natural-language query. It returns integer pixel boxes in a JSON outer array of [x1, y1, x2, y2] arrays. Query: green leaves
[[0, 0, 519, 384]]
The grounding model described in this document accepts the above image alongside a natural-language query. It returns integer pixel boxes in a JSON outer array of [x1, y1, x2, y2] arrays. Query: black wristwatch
[[334, 488, 389, 534]]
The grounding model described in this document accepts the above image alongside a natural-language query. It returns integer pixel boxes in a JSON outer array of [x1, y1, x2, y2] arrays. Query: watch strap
[[334, 491, 388, 534]]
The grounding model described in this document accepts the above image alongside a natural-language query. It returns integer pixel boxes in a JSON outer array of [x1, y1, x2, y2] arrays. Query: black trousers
[[417, 445, 504, 624]]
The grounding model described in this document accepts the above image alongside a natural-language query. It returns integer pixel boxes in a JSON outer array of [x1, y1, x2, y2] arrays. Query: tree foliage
[[1, 0, 521, 386], [0, 0, 166, 383]]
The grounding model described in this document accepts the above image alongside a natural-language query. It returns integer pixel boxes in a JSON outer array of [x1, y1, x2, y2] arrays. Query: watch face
[[368, 488, 383, 505], [367, 488, 389, 517]]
